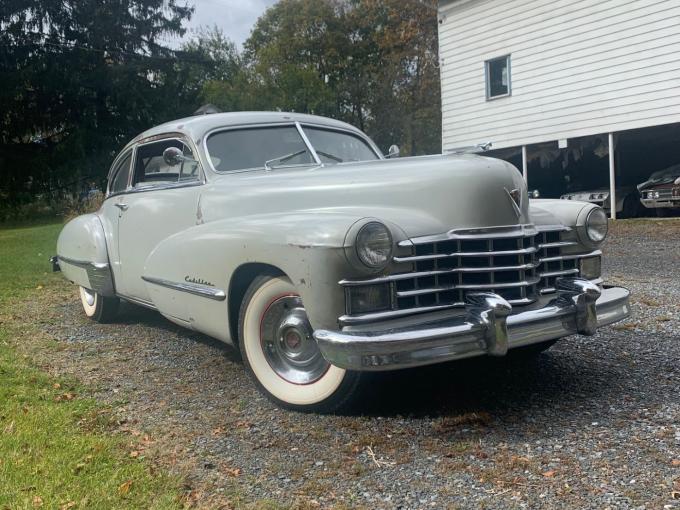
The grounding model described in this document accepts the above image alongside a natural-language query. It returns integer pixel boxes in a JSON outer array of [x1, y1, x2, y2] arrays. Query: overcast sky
[[181, 0, 278, 48]]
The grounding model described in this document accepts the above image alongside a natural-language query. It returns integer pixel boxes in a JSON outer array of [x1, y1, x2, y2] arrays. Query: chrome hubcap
[[82, 287, 96, 306], [260, 295, 329, 385]]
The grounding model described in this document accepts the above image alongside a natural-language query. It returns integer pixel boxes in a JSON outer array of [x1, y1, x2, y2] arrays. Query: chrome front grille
[[340, 225, 601, 325]]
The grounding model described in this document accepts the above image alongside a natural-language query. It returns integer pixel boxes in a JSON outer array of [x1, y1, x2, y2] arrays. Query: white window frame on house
[[485, 55, 511, 100]]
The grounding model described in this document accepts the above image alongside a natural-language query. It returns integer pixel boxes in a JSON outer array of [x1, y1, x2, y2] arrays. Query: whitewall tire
[[238, 275, 360, 412], [78, 286, 119, 323]]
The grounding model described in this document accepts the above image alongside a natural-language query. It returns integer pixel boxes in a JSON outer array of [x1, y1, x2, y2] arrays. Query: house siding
[[438, 0, 680, 150]]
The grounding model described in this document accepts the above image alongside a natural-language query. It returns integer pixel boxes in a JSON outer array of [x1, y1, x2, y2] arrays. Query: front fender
[[530, 199, 605, 252], [56, 213, 115, 296], [143, 212, 374, 343]]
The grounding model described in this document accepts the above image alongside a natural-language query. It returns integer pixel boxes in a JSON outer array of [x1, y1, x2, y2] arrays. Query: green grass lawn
[[0, 222, 183, 509]]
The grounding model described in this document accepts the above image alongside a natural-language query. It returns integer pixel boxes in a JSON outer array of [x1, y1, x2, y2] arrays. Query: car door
[[99, 148, 134, 285], [115, 136, 204, 306]]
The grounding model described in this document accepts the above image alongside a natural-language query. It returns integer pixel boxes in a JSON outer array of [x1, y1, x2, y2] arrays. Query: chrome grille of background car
[[341, 225, 600, 324]]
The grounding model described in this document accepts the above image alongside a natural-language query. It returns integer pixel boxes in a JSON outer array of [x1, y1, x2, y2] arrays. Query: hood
[[202, 154, 528, 238], [638, 166, 680, 191]]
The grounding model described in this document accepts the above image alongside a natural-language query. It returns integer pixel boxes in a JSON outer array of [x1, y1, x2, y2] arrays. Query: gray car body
[[57, 112, 601, 347]]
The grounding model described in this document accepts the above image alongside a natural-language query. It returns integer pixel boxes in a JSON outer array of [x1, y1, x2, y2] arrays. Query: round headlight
[[356, 222, 393, 269], [585, 207, 608, 243]]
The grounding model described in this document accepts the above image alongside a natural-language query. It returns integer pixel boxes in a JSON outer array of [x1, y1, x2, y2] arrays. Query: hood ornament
[[505, 188, 522, 218]]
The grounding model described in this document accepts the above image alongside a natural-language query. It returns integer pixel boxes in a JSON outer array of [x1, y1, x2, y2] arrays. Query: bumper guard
[[313, 278, 630, 371]]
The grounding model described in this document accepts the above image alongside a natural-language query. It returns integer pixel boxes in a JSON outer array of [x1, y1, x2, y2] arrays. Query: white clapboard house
[[437, 0, 680, 217]]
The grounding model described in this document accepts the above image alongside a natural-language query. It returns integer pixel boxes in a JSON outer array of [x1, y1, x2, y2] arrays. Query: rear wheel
[[79, 286, 119, 323], [238, 275, 360, 413], [620, 195, 641, 219]]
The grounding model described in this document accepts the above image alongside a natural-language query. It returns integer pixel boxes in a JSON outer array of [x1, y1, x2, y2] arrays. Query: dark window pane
[[303, 127, 379, 164], [207, 126, 314, 172], [110, 152, 132, 193], [487, 56, 510, 98], [134, 140, 177, 185]]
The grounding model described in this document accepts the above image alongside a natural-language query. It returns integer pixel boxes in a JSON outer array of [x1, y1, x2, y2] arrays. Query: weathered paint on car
[[55, 111, 631, 411]]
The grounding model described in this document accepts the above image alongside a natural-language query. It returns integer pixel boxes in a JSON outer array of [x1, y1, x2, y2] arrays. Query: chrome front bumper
[[640, 197, 679, 209], [314, 278, 630, 371]]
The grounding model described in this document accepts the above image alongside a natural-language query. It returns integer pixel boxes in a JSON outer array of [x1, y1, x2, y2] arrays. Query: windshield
[[648, 164, 680, 181], [207, 126, 314, 172], [302, 126, 379, 164], [206, 124, 380, 172]]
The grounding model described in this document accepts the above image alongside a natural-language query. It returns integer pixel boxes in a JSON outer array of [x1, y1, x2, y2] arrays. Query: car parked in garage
[[560, 186, 642, 218], [638, 165, 680, 216]]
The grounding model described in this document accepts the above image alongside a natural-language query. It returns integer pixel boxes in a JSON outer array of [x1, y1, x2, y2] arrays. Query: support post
[[521, 145, 528, 183], [608, 133, 616, 220]]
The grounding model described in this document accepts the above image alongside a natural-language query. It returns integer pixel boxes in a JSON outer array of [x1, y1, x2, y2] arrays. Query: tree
[[0, 0, 194, 203], [177, 27, 250, 112], [239, 0, 441, 155]]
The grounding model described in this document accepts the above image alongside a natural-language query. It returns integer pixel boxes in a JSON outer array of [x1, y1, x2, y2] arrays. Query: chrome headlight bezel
[[355, 221, 394, 270], [585, 207, 608, 243]]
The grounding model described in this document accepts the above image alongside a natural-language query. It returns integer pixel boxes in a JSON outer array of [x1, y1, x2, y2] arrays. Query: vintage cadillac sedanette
[[55, 112, 631, 412]]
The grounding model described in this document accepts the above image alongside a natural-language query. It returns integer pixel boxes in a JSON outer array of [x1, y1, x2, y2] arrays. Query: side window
[[133, 139, 201, 187], [109, 151, 132, 194]]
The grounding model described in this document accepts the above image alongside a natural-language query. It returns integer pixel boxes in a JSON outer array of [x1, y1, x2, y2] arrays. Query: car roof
[[130, 111, 365, 145]]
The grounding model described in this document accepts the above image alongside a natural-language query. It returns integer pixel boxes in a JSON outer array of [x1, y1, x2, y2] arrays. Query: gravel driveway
[[25, 220, 680, 509]]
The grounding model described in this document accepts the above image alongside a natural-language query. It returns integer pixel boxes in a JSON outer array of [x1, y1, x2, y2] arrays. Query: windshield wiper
[[316, 150, 343, 163], [264, 149, 309, 170]]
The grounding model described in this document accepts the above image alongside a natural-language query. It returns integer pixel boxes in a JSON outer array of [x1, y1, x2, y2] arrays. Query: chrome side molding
[[57, 255, 115, 296], [141, 275, 226, 301]]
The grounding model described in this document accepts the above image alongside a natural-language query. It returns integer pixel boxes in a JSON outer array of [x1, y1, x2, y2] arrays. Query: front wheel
[[79, 286, 119, 323], [238, 275, 360, 413]]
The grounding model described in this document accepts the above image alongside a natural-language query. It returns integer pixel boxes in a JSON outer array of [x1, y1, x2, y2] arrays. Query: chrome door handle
[[115, 203, 129, 211]]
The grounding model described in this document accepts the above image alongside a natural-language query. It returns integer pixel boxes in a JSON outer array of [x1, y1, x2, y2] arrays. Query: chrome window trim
[[203, 122, 316, 174], [141, 275, 226, 301], [298, 122, 383, 160], [131, 136, 205, 187], [202, 121, 382, 175], [295, 121, 322, 165], [106, 148, 135, 196], [106, 134, 205, 199]]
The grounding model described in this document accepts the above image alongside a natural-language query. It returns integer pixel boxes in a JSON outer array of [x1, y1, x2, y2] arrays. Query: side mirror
[[163, 146, 186, 167], [387, 144, 400, 158]]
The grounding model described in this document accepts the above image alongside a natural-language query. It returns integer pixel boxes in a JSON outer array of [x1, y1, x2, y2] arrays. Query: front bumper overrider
[[314, 278, 630, 371]]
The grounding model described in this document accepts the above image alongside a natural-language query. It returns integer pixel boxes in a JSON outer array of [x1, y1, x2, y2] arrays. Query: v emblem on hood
[[505, 188, 522, 218]]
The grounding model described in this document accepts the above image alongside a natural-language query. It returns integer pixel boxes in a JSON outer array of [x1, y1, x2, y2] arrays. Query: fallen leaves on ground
[[118, 479, 133, 495], [221, 466, 242, 477]]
